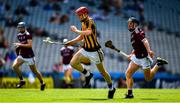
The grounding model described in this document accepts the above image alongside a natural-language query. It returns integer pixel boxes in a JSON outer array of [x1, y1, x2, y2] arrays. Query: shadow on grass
[[120, 97, 159, 100], [81, 98, 108, 101], [141, 98, 159, 100]]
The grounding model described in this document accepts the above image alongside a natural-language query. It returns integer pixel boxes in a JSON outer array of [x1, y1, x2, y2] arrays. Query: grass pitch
[[0, 89, 180, 103]]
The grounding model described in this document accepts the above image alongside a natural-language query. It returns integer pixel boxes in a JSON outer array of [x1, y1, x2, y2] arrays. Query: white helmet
[[17, 22, 26, 28]]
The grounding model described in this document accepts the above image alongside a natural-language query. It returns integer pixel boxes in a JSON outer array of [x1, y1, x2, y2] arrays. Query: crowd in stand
[[0, 0, 172, 74]]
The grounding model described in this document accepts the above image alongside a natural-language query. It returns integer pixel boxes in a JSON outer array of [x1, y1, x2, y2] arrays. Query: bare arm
[[130, 50, 135, 55], [142, 38, 154, 58], [65, 35, 83, 46], [71, 25, 92, 36], [142, 38, 151, 52], [14, 39, 32, 48], [127, 50, 135, 61]]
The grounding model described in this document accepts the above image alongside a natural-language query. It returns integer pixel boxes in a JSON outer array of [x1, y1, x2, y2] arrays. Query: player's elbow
[[143, 39, 149, 45]]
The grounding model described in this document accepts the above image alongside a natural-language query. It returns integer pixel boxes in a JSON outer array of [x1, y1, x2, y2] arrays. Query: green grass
[[0, 89, 180, 103]]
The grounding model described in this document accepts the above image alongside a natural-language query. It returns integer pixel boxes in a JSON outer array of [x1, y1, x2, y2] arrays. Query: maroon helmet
[[75, 7, 88, 15]]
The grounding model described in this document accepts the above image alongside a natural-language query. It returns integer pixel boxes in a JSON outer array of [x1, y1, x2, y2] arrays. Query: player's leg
[[96, 62, 116, 99], [67, 68, 73, 82], [29, 64, 43, 83], [64, 68, 72, 84], [70, 50, 93, 87], [68, 68, 73, 80], [70, 50, 88, 72], [150, 57, 168, 77], [144, 57, 168, 81], [29, 64, 45, 90], [12, 57, 25, 88], [125, 61, 139, 98], [96, 62, 112, 85]]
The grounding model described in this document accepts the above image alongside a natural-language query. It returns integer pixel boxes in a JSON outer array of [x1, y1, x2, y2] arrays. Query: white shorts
[[62, 64, 72, 71], [82, 64, 91, 70], [79, 48, 104, 64], [17, 55, 35, 66], [130, 54, 153, 69]]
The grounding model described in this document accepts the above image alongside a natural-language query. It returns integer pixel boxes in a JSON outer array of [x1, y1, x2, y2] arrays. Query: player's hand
[[70, 25, 78, 33], [148, 50, 154, 58], [127, 54, 132, 61], [13, 43, 21, 47], [64, 41, 74, 46]]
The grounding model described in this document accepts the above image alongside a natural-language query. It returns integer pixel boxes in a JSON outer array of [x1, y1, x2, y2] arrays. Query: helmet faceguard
[[17, 22, 26, 33], [127, 17, 139, 32], [127, 17, 139, 25], [75, 7, 88, 22]]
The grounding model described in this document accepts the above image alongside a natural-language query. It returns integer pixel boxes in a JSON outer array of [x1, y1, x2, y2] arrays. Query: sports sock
[[108, 83, 114, 91], [40, 80, 43, 84], [19, 76, 23, 81], [82, 69, 90, 77], [128, 89, 133, 95]]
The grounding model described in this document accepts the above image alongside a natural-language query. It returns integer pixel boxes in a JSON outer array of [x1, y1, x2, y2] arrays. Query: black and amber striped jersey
[[81, 17, 101, 52]]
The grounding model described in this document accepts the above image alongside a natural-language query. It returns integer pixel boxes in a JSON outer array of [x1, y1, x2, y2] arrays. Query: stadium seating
[[1, 0, 180, 75]]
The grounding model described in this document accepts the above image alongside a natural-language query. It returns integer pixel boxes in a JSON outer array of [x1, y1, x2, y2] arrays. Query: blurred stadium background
[[0, 0, 180, 89]]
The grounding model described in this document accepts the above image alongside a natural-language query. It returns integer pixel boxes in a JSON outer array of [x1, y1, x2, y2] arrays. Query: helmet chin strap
[[20, 30, 26, 34], [128, 28, 135, 32], [128, 25, 139, 32], [80, 14, 88, 22]]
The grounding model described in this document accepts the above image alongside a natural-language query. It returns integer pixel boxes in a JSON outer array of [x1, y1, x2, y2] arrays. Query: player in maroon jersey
[[12, 22, 46, 90], [60, 39, 74, 86], [125, 17, 168, 98]]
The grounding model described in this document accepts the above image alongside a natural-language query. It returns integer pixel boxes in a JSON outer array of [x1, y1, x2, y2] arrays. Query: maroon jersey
[[16, 31, 34, 58], [131, 28, 148, 58], [60, 46, 74, 65]]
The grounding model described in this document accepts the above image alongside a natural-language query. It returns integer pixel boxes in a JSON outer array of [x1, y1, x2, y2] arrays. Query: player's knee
[[125, 71, 132, 79], [12, 64, 18, 70], [70, 60, 77, 67], [70, 61, 74, 67], [32, 69, 38, 74]]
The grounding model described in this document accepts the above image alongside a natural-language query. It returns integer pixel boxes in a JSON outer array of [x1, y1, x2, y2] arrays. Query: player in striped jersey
[[65, 7, 115, 99]]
